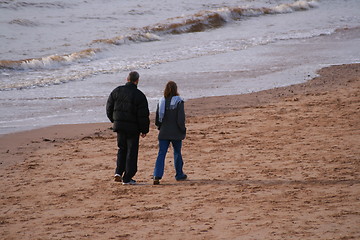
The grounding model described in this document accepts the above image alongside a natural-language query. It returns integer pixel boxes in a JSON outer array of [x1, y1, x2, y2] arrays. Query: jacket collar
[[125, 82, 137, 88]]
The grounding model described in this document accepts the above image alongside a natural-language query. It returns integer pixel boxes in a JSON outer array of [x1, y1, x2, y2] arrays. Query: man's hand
[[141, 133, 147, 138]]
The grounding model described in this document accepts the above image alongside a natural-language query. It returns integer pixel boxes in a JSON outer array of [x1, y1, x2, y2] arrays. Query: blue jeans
[[153, 140, 185, 180]]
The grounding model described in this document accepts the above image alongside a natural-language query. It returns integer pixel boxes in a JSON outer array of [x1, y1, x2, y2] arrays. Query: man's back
[[106, 82, 149, 134]]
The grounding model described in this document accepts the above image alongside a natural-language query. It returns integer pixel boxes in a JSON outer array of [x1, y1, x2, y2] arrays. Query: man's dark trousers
[[116, 131, 140, 183]]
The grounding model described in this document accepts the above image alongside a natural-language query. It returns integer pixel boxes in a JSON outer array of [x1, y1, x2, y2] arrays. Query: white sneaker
[[122, 179, 137, 185]]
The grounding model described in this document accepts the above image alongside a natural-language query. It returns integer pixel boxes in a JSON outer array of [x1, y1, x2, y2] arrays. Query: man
[[106, 71, 150, 185]]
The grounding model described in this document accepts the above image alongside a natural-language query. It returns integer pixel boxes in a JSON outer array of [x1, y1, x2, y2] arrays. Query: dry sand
[[0, 63, 359, 239]]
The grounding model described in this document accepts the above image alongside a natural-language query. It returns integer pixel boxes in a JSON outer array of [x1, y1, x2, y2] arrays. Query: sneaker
[[114, 174, 122, 182], [176, 174, 187, 181], [122, 179, 137, 185], [153, 177, 161, 185]]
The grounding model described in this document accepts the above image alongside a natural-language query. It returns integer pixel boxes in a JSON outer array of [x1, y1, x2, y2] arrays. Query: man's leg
[[116, 132, 127, 178], [122, 134, 140, 183]]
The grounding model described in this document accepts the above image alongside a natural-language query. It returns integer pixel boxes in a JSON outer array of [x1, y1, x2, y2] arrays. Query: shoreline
[[1, 63, 359, 239], [0, 56, 357, 137]]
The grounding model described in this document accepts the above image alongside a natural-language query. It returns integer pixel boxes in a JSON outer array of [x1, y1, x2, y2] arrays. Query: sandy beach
[[1, 63, 359, 239]]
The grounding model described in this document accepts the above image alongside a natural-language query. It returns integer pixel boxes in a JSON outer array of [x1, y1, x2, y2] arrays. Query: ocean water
[[0, 0, 359, 135]]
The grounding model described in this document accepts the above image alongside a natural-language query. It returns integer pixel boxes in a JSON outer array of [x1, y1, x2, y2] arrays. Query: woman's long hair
[[164, 81, 179, 98]]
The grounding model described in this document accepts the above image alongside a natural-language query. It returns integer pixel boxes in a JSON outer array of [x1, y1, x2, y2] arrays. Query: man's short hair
[[128, 71, 139, 82]]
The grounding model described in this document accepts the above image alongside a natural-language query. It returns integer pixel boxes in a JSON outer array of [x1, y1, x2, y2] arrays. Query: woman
[[153, 81, 187, 185]]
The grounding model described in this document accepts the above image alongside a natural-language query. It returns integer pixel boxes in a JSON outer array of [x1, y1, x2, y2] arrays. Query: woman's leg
[[171, 140, 186, 180], [153, 140, 170, 179]]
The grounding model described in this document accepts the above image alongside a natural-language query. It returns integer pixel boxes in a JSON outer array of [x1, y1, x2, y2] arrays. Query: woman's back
[[156, 97, 186, 140]]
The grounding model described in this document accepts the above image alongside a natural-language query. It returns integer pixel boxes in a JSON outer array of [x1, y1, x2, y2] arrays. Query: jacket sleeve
[[177, 101, 186, 134], [136, 92, 150, 134], [106, 92, 114, 123]]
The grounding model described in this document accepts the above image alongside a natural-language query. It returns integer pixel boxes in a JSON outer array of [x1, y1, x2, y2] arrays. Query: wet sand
[[0, 63, 359, 239]]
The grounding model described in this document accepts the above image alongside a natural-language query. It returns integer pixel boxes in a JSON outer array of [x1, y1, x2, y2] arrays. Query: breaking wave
[[0, 48, 100, 70], [92, 32, 161, 45], [141, 0, 318, 35]]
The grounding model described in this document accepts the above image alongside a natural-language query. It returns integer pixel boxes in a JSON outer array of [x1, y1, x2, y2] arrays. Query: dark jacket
[[106, 82, 150, 135], [155, 98, 186, 140]]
